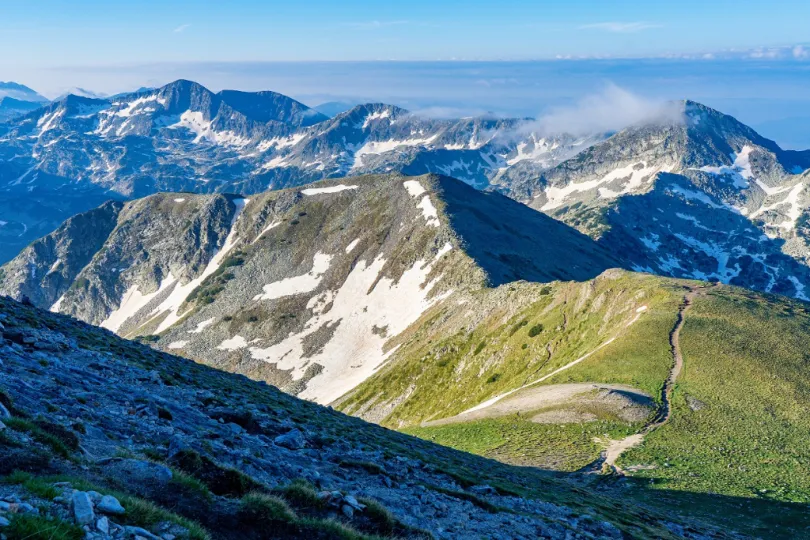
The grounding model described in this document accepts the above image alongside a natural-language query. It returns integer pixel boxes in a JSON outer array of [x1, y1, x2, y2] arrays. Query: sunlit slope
[[340, 273, 810, 504]]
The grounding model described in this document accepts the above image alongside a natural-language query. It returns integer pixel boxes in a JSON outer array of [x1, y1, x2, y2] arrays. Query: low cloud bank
[[529, 85, 684, 136]]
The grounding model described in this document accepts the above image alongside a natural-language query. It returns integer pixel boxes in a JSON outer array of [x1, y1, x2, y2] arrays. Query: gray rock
[[274, 429, 306, 450], [72, 491, 95, 525], [341, 504, 354, 518], [0, 515, 9, 527], [96, 516, 110, 534], [103, 459, 172, 488], [125, 526, 162, 540], [97, 495, 125, 515]]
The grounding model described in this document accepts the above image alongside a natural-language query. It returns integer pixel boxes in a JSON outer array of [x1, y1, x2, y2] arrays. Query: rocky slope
[[0, 79, 602, 263], [501, 101, 810, 298], [0, 173, 622, 405], [2, 292, 743, 539]]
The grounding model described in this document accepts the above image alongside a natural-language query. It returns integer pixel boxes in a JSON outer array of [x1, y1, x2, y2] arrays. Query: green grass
[[405, 416, 638, 471], [0, 472, 211, 540], [3, 417, 75, 458], [620, 289, 810, 503], [340, 273, 679, 427], [5, 514, 84, 540], [240, 492, 297, 523]]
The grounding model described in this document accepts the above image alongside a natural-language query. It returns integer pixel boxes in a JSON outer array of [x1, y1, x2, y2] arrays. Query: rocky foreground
[[0, 295, 731, 539]]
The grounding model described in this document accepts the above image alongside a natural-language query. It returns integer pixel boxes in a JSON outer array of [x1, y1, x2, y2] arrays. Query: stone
[[97, 495, 125, 515], [0, 516, 9, 527], [125, 526, 162, 540], [96, 516, 110, 534], [274, 429, 306, 450], [72, 491, 95, 526], [341, 504, 354, 518], [103, 459, 172, 488]]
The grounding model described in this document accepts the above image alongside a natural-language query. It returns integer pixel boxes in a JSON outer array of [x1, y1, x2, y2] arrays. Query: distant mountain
[[0, 79, 604, 263], [0, 96, 43, 122], [53, 87, 108, 100], [313, 100, 357, 117], [0, 81, 48, 103], [501, 100, 810, 298]]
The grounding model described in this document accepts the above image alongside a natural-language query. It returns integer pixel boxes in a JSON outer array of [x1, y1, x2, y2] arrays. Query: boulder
[[274, 429, 306, 450], [72, 491, 95, 525], [97, 494, 125, 515]]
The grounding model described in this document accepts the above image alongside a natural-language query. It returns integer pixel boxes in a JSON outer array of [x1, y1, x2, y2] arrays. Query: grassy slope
[[620, 287, 810, 503], [340, 271, 678, 428], [345, 274, 810, 514]]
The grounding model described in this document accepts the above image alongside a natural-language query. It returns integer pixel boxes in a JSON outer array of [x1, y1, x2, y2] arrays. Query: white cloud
[[527, 84, 683, 136], [579, 21, 661, 33], [793, 46, 810, 59], [173, 24, 191, 33]]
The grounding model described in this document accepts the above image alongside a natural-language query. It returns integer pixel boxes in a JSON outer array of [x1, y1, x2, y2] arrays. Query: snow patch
[[217, 335, 248, 351], [403, 180, 440, 227], [301, 184, 358, 195], [345, 238, 361, 253], [100, 275, 178, 332], [253, 220, 281, 243], [542, 162, 672, 210], [249, 243, 454, 403], [50, 295, 65, 314], [188, 317, 216, 334], [168, 341, 188, 350], [149, 199, 249, 333], [253, 253, 332, 301]]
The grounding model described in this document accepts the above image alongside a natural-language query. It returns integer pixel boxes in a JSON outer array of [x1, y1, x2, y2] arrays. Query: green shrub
[[527, 324, 543, 338]]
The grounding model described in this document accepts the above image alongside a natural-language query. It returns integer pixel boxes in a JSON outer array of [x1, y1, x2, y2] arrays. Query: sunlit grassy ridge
[[339, 271, 677, 427], [341, 272, 810, 506], [621, 287, 810, 503]]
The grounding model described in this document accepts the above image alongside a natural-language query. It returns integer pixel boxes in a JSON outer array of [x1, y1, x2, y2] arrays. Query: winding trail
[[587, 285, 714, 475]]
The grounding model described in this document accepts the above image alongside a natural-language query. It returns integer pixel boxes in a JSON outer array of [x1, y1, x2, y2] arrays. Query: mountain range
[[0, 79, 604, 263], [4, 78, 810, 537]]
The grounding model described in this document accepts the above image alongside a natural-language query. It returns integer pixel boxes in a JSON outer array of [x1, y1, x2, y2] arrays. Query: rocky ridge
[[0, 173, 622, 405]]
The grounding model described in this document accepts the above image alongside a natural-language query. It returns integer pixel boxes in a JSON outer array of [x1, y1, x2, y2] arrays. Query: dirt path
[[591, 285, 714, 475], [422, 383, 652, 427]]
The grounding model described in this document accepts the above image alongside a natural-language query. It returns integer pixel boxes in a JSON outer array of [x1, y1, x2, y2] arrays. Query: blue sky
[[3, 1, 810, 147], [4, 0, 810, 65]]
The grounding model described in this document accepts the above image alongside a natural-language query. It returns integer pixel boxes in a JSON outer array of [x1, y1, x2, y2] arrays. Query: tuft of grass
[[240, 492, 297, 523], [115, 494, 211, 540], [338, 459, 384, 475], [5, 514, 84, 540], [169, 467, 213, 502], [3, 417, 74, 458], [169, 449, 263, 497], [429, 485, 500, 513], [273, 478, 327, 511]]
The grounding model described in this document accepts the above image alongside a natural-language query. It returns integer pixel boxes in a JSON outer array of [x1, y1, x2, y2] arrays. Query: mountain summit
[[501, 100, 810, 298]]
